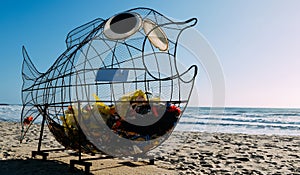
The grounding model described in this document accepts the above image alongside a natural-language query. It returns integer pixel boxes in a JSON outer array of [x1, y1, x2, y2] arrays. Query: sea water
[[1, 105, 300, 136], [176, 107, 300, 136]]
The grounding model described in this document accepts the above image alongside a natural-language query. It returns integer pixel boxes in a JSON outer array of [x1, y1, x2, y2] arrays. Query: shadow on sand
[[0, 159, 85, 175], [0, 158, 153, 175]]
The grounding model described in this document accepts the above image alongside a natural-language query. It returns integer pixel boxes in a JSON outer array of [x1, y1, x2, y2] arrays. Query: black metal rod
[[36, 105, 47, 152], [77, 101, 82, 161]]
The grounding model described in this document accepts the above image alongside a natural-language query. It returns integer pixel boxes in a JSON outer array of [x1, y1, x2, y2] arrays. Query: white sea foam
[[0, 105, 22, 122]]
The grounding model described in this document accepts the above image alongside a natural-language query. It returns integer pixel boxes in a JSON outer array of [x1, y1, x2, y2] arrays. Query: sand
[[1, 122, 300, 175]]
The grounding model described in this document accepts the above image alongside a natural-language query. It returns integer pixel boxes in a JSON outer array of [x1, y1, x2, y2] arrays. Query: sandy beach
[[0, 122, 300, 174]]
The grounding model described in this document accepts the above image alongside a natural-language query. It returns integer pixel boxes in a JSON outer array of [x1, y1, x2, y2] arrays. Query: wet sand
[[0, 122, 300, 174]]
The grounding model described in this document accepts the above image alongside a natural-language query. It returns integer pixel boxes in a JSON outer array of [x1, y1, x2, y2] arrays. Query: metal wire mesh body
[[21, 7, 198, 156]]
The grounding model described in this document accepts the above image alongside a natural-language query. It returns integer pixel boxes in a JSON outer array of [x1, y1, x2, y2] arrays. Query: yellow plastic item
[[59, 105, 79, 130], [93, 94, 111, 115], [65, 113, 77, 128], [116, 90, 147, 117]]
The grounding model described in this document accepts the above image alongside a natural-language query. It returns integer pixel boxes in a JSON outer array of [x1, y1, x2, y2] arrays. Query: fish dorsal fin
[[65, 18, 104, 48], [22, 46, 41, 81]]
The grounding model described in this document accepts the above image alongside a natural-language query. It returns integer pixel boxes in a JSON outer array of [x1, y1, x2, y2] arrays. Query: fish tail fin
[[22, 46, 41, 83], [20, 46, 42, 143]]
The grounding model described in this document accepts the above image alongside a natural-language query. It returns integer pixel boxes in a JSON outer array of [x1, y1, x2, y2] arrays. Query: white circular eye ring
[[143, 19, 169, 51], [104, 12, 142, 40]]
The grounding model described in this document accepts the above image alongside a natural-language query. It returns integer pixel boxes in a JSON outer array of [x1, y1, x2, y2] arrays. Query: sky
[[0, 0, 300, 108]]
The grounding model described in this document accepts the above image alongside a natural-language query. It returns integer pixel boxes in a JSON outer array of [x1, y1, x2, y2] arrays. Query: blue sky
[[1, 0, 300, 108]]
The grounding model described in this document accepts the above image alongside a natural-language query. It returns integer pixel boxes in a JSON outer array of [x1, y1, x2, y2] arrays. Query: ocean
[[1, 105, 300, 136], [176, 107, 300, 136]]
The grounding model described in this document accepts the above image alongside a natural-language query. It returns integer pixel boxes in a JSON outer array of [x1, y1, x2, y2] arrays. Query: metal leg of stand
[[78, 101, 82, 161], [149, 156, 155, 165], [70, 160, 92, 174], [32, 105, 49, 160], [37, 112, 46, 152], [32, 151, 48, 160], [69, 101, 92, 174]]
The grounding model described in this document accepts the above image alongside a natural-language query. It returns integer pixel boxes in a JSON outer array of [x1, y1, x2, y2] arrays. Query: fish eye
[[143, 19, 168, 51], [104, 12, 142, 40]]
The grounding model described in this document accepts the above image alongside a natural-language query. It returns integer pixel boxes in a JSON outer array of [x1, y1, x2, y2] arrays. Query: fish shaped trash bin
[[20, 7, 198, 157]]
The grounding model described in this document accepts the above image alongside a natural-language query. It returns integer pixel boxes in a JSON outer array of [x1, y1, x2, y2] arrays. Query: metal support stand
[[31, 105, 66, 160], [32, 150, 48, 160], [70, 160, 92, 174], [149, 155, 155, 165], [32, 105, 49, 160], [69, 101, 92, 174]]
